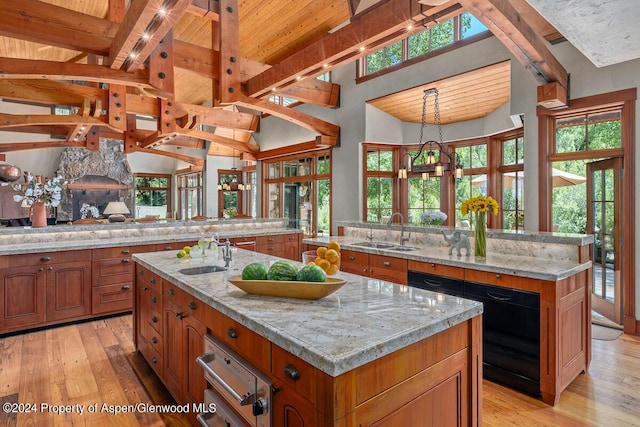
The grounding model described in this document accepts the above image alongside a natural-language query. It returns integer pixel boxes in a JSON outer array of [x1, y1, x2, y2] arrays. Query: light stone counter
[[303, 235, 591, 282], [132, 249, 483, 377], [0, 218, 299, 256]]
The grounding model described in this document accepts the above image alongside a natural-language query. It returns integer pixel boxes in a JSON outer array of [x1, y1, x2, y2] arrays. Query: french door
[[587, 158, 622, 324]]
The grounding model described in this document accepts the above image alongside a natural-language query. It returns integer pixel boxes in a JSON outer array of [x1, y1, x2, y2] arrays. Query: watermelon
[[296, 264, 326, 282], [242, 263, 268, 280], [267, 260, 298, 281]]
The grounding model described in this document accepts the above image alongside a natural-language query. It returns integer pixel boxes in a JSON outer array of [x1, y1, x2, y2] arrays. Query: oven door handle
[[197, 354, 257, 406]]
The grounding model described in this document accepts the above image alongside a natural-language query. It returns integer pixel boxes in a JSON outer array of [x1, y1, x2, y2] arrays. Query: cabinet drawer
[[93, 244, 156, 260], [211, 314, 271, 374], [139, 336, 164, 377], [6, 250, 91, 268], [272, 344, 316, 403], [465, 269, 540, 292], [156, 241, 197, 251], [256, 234, 285, 245], [369, 254, 407, 272], [341, 249, 369, 265], [256, 243, 285, 256], [92, 282, 132, 314], [407, 271, 464, 297], [92, 257, 133, 286], [407, 260, 464, 280], [137, 265, 162, 290]]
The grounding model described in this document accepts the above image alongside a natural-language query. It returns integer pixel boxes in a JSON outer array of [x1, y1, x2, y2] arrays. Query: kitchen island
[[133, 248, 483, 426], [304, 223, 593, 406]]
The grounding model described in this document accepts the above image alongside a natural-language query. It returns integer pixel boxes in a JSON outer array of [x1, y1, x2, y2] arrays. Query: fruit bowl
[[302, 250, 340, 276], [228, 275, 345, 299]]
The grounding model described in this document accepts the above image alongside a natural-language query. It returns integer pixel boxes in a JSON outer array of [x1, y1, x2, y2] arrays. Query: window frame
[[134, 173, 172, 219]]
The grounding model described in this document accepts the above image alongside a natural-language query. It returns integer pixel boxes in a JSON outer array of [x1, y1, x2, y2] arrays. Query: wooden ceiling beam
[[0, 113, 108, 129], [236, 96, 339, 138], [175, 105, 259, 132], [0, 141, 86, 152], [0, 58, 152, 89], [187, 0, 220, 20], [0, 0, 114, 55], [244, 0, 461, 98], [458, 0, 568, 92], [185, 129, 259, 153], [278, 79, 340, 108], [136, 146, 205, 166], [109, 0, 191, 71]]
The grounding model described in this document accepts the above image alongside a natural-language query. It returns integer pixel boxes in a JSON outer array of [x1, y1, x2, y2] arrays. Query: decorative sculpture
[[441, 230, 471, 257]]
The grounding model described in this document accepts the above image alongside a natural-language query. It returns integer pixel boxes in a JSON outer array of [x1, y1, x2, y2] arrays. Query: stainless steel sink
[[352, 241, 395, 249], [178, 265, 227, 275], [388, 246, 418, 252]]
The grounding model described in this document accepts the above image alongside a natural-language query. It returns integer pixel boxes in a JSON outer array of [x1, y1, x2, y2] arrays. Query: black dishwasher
[[408, 271, 540, 397]]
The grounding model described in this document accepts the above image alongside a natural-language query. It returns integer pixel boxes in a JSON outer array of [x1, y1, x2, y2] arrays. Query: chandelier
[[402, 88, 463, 179], [218, 149, 250, 191]]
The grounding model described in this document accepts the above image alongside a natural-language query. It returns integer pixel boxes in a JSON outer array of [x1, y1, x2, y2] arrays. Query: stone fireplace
[[56, 140, 134, 221]]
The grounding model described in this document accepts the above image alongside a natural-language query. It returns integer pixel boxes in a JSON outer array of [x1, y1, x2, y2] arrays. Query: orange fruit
[[325, 249, 339, 264], [327, 264, 339, 275], [328, 241, 341, 252], [316, 258, 331, 272], [316, 246, 327, 258], [314, 257, 323, 265], [307, 261, 316, 266]]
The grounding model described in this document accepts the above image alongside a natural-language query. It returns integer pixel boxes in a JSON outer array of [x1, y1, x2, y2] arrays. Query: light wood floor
[[1, 315, 639, 426]]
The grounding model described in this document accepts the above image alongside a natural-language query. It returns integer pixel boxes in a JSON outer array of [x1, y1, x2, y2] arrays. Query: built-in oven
[[196, 335, 272, 427]]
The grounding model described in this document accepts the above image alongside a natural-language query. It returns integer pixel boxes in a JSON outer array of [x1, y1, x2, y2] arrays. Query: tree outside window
[[135, 174, 170, 218]]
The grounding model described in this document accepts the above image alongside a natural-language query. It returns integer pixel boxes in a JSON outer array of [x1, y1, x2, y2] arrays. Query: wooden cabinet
[[156, 241, 198, 252], [230, 235, 257, 252], [92, 244, 156, 315], [136, 264, 164, 377], [0, 250, 91, 333], [0, 265, 46, 330], [284, 233, 301, 261], [256, 234, 286, 258], [340, 249, 408, 284]]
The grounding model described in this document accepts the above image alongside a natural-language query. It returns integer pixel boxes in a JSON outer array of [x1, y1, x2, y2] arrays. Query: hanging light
[[410, 88, 463, 179]]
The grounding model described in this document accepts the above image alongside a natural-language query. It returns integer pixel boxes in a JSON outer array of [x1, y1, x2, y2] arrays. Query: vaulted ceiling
[[0, 0, 627, 165]]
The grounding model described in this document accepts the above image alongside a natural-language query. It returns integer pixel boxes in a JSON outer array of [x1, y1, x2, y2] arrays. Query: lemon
[[176, 250, 186, 258], [328, 241, 341, 252], [182, 245, 191, 254]]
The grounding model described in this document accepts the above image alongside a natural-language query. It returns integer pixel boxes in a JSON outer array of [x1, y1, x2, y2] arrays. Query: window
[[364, 146, 395, 223], [555, 110, 622, 153], [177, 171, 203, 220], [217, 169, 244, 218], [135, 174, 171, 218], [262, 150, 331, 237], [358, 12, 488, 79], [500, 136, 525, 230]]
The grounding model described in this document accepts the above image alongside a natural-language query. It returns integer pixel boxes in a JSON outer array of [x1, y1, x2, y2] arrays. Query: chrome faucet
[[387, 212, 410, 246], [367, 224, 374, 242], [203, 234, 233, 268]]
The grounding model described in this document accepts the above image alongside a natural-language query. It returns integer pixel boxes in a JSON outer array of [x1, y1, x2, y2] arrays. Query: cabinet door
[[46, 261, 92, 322], [183, 315, 207, 426], [1, 266, 46, 331], [272, 380, 316, 427], [163, 300, 184, 402]]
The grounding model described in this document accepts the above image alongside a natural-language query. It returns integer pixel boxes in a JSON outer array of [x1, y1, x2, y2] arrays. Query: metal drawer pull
[[151, 357, 157, 364], [383, 261, 391, 267], [151, 337, 158, 344], [188, 301, 197, 310], [168, 288, 175, 296], [176, 312, 186, 320], [486, 291, 511, 302], [227, 327, 238, 339], [349, 255, 356, 261], [150, 278, 157, 285], [121, 285, 130, 290], [151, 296, 157, 303], [40, 256, 51, 262], [283, 364, 300, 380], [431, 263, 436, 268], [423, 279, 441, 287], [121, 258, 131, 263], [495, 274, 502, 279], [197, 355, 258, 407], [151, 316, 158, 323], [164, 246, 172, 250], [121, 249, 130, 254]]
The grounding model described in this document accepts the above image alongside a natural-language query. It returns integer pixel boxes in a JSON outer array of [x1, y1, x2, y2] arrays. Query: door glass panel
[[317, 179, 330, 236], [284, 181, 312, 233], [267, 184, 279, 218]]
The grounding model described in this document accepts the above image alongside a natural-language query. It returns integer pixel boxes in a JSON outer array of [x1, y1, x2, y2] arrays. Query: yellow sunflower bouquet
[[461, 195, 498, 257], [460, 195, 499, 216]]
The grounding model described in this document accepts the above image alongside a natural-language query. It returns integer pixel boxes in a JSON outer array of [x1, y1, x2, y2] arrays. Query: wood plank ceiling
[[0, 0, 568, 164], [367, 61, 511, 124]]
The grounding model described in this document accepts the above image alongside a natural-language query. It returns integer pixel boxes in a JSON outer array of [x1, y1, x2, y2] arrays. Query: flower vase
[[30, 201, 48, 228], [474, 211, 486, 257]]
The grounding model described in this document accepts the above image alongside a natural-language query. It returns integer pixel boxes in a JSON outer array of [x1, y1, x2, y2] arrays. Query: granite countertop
[[0, 220, 300, 256], [132, 249, 483, 377], [303, 236, 592, 281]]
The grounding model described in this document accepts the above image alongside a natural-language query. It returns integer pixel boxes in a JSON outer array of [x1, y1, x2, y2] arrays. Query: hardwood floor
[[1, 315, 639, 426]]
